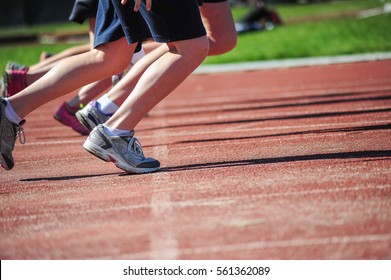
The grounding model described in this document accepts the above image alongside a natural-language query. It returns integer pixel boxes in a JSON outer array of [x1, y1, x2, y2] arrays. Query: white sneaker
[[0, 98, 25, 170], [75, 100, 112, 132], [83, 124, 160, 174]]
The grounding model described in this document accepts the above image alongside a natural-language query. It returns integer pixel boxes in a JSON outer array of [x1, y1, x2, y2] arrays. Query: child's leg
[[8, 37, 135, 119], [200, 1, 237, 55], [87, 1, 236, 111], [68, 78, 112, 109], [29, 44, 91, 73], [30, 18, 97, 72], [22, 17, 95, 90], [73, 43, 170, 132], [81, 36, 208, 174], [105, 35, 209, 131], [104, 44, 169, 107]]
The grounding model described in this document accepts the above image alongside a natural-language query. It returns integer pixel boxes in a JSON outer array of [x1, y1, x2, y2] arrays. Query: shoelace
[[127, 137, 145, 159], [16, 125, 26, 144]]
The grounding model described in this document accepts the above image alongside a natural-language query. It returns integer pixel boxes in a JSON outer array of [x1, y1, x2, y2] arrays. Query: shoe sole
[[0, 118, 15, 170], [83, 139, 111, 162], [83, 139, 160, 174], [53, 114, 66, 125], [0, 153, 13, 170]]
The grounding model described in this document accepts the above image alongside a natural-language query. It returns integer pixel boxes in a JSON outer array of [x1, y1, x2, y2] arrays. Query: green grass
[[273, 0, 384, 21], [204, 12, 391, 64], [0, 22, 88, 38], [0, 0, 390, 70], [231, 0, 384, 22], [0, 44, 79, 70]]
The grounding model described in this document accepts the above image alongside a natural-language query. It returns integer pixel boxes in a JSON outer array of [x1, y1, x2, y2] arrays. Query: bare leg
[[102, 2, 236, 108], [106, 44, 169, 106], [60, 18, 112, 109], [8, 37, 135, 119], [137, 2, 236, 57], [200, 1, 237, 55], [24, 64, 57, 86], [105, 36, 209, 131], [29, 44, 91, 73], [67, 78, 112, 109], [25, 18, 97, 86], [30, 18, 96, 72]]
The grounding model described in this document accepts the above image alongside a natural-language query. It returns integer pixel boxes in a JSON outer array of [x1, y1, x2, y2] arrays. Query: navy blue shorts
[[94, 0, 206, 48], [69, 0, 98, 24]]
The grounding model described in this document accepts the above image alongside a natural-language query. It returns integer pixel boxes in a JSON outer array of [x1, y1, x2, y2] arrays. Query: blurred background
[[0, 0, 334, 27], [0, 0, 390, 69]]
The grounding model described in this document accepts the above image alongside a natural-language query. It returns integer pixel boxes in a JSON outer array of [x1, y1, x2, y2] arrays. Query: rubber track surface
[[1, 60, 390, 259]]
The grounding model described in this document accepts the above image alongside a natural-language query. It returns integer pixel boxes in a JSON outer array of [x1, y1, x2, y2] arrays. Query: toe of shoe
[[137, 158, 160, 169]]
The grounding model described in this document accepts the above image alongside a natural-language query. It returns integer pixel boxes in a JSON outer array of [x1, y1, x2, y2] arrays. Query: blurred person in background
[[235, 0, 282, 34]]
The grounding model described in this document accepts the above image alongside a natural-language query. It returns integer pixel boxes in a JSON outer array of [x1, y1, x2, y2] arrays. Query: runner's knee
[[174, 36, 209, 63], [209, 31, 237, 55], [91, 46, 131, 75]]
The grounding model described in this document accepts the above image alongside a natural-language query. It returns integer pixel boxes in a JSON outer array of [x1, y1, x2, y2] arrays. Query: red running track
[[1, 60, 391, 259]]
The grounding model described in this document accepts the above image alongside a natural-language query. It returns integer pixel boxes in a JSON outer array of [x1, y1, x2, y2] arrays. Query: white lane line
[[2, 185, 389, 222], [149, 145, 179, 260], [21, 120, 390, 146], [122, 233, 391, 259], [194, 52, 391, 74], [149, 191, 178, 260], [142, 120, 391, 140], [23, 139, 84, 146]]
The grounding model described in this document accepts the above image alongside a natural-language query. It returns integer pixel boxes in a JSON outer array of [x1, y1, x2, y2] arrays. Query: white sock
[[4, 98, 23, 124], [96, 94, 119, 115], [103, 125, 130, 137], [131, 46, 145, 65]]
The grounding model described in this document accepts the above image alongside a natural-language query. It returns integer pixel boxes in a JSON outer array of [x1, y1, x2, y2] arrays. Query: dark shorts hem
[[69, 0, 98, 24], [94, 0, 206, 48]]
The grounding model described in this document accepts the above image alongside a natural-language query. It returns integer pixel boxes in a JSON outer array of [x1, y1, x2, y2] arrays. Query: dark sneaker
[[53, 102, 89, 135], [39, 52, 53, 62], [75, 100, 111, 132], [0, 98, 25, 170], [5, 61, 28, 71], [83, 124, 160, 174]]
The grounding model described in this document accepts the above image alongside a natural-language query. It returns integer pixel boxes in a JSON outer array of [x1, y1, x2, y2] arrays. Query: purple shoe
[[6, 62, 28, 71], [53, 102, 90, 135], [3, 69, 28, 97]]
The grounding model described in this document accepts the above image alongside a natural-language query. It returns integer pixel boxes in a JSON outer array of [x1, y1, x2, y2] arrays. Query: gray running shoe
[[111, 73, 123, 86], [75, 100, 111, 132], [83, 124, 160, 174], [0, 98, 25, 170], [6, 61, 27, 71], [0, 75, 4, 97]]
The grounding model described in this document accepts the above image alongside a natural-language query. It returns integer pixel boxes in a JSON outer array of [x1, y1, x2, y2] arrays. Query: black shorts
[[69, 0, 99, 24], [94, 0, 206, 48]]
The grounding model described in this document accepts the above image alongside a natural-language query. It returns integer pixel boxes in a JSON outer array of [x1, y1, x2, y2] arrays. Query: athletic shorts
[[69, 0, 99, 24], [94, 0, 206, 48], [198, 0, 227, 5]]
